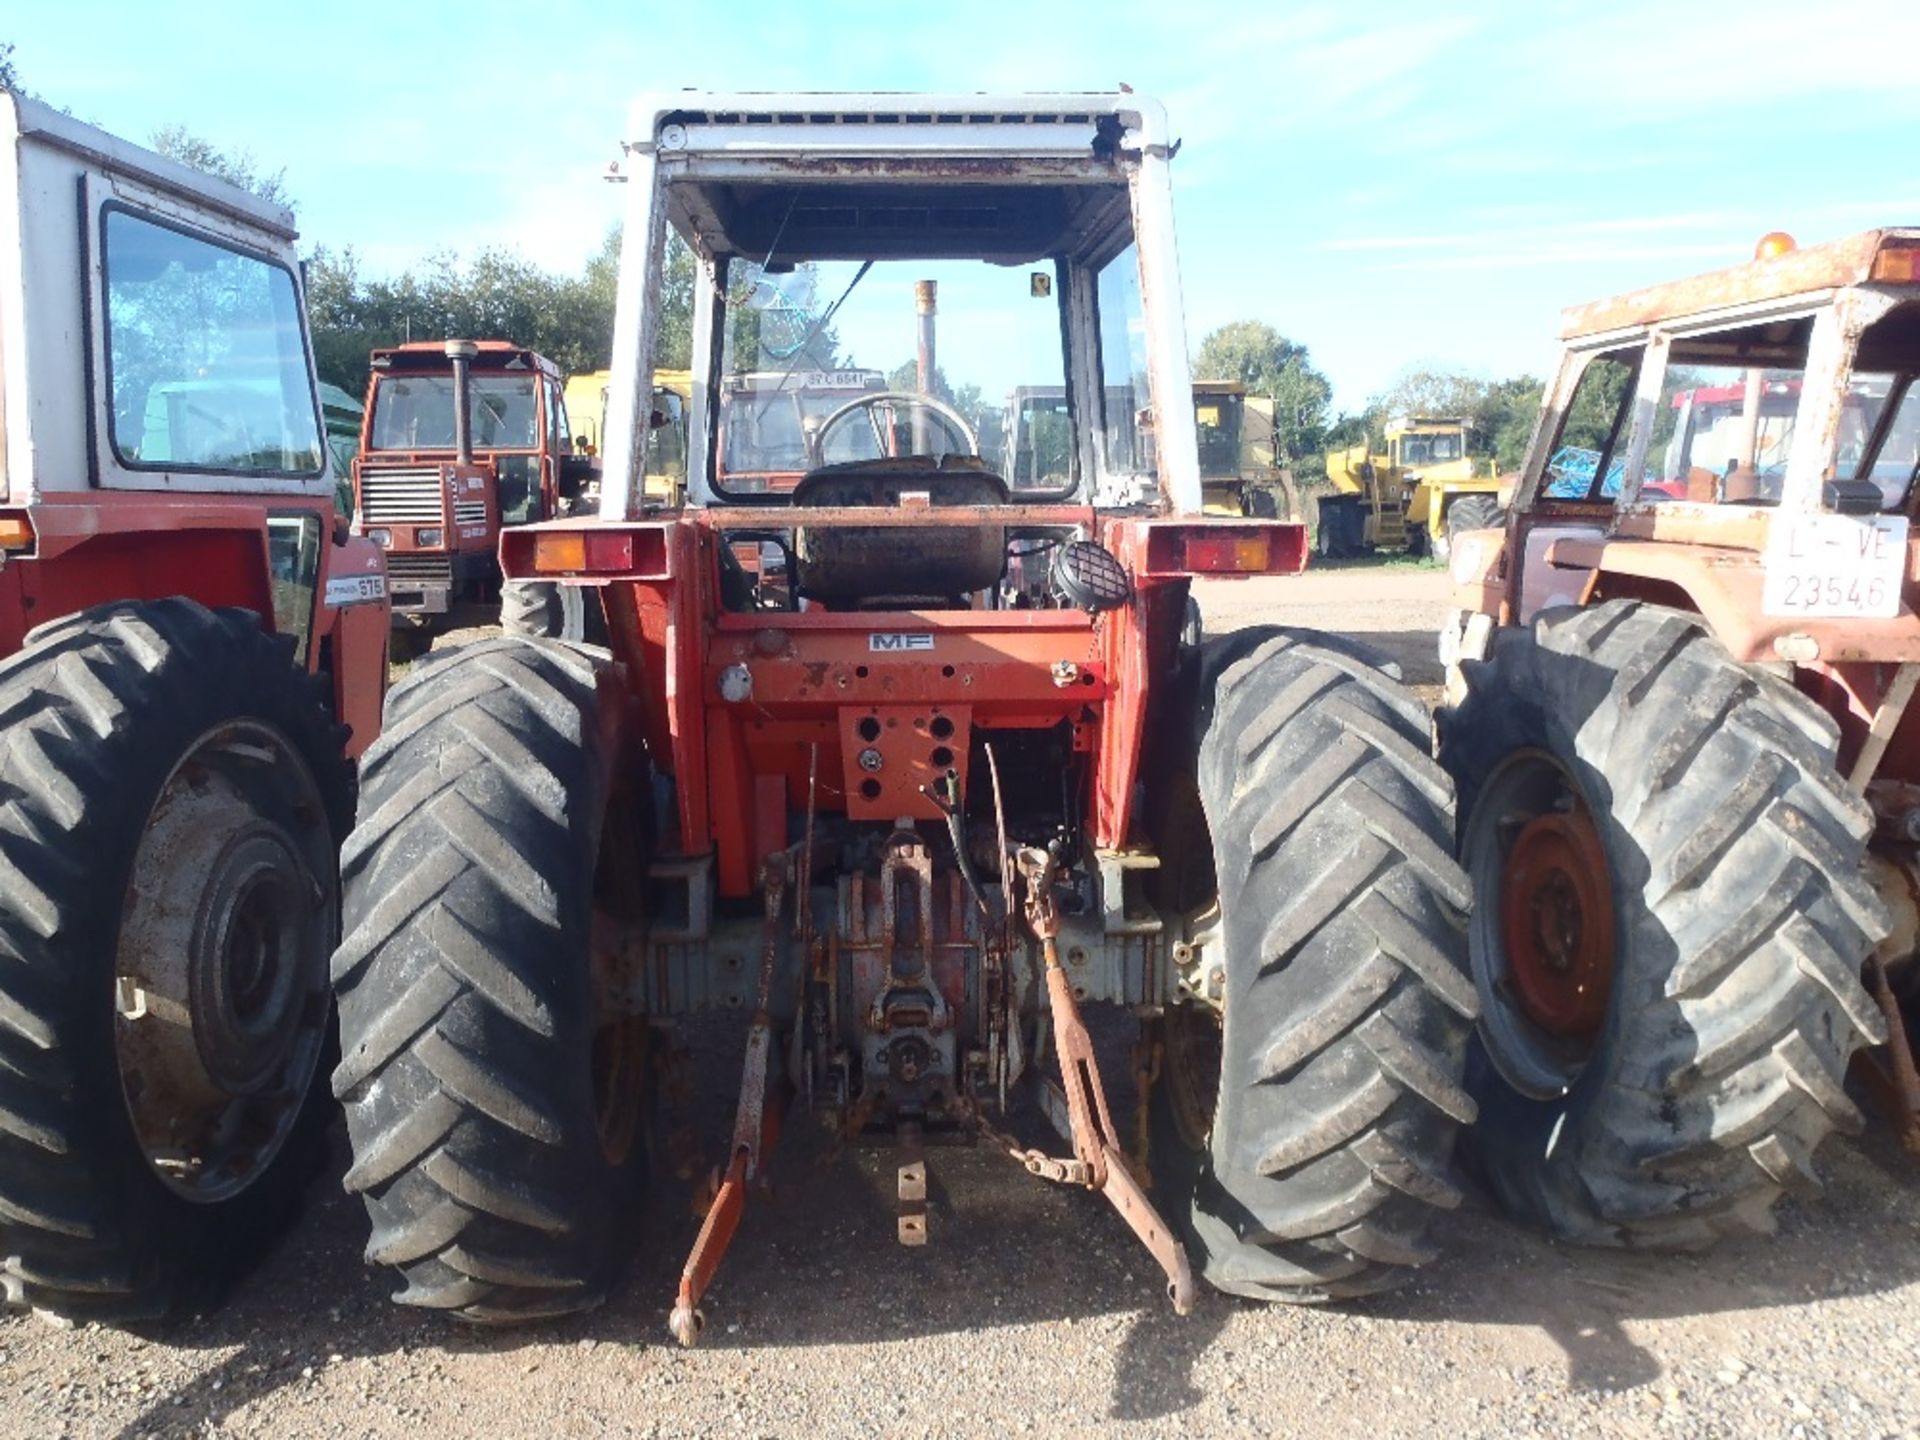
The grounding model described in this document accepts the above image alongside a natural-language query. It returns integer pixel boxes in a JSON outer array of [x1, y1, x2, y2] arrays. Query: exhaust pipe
[[914, 280, 936, 455], [445, 339, 478, 466]]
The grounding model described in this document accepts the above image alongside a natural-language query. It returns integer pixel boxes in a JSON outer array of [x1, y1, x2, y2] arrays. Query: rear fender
[[315, 532, 390, 758]]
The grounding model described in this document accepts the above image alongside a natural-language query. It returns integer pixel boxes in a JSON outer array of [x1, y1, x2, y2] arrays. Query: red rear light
[[1183, 532, 1270, 573], [1140, 521, 1307, 576], [584, 532, 634, 571], [509, 525, 668, 579]]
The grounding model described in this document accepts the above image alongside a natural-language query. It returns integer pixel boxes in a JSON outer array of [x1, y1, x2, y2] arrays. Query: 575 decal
[[325, 573, 388, 608]]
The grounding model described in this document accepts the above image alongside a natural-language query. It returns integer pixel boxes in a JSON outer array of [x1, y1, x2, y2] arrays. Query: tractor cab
[[355, 339, 581, 620]]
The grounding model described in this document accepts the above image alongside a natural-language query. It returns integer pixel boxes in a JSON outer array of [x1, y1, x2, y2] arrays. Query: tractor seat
[[791, 457, 1010, 606], [791, 454, 1010, 509]]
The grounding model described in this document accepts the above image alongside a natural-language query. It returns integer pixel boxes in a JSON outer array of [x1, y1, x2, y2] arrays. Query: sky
[[9, 0, 1918, 408]]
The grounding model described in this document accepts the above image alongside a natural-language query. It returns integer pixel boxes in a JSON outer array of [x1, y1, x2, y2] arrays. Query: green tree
[[1193, 321, 1332, 462], [883, 359, 994, 458], [0, 41, 22, 93], [149, 124, 294, 212], [1475, 375, 1545, 471], [1367, 366, 1546, 474]]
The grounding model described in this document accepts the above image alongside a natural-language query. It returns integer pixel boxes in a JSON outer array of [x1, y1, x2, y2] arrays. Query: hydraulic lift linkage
[[664, 847, 1195, 1346]]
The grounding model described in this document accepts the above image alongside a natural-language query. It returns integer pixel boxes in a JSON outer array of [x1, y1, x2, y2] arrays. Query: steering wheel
[[810, 391, 978, 466]]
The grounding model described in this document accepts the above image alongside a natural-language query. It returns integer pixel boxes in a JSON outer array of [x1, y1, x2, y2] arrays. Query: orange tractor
[[353, 340, 598, 639], [1439, 228, 1920, 1249], [332, 92, 1481, 1337], [0, 94, 389, 1320]]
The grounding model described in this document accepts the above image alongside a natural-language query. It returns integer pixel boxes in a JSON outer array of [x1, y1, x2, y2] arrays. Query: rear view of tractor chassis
[[1438, 228, 1920, 1248], [330, 92, 1482, 1338]]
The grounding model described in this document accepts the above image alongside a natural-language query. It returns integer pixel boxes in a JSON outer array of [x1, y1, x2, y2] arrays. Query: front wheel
[[0, 600, 351, 1322], [1439, 601, 1887, 1247], [1150, 628, 1478, 1301], [1435, 495, 1502, 565]]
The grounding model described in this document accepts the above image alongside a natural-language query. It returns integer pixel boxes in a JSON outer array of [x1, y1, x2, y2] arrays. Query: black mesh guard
[[1051, 539, 1132, 612]]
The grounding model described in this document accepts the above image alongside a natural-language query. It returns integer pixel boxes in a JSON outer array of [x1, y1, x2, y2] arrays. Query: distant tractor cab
[[332, 91, 1477, 1342], [354, 340, 589, 625], [1322, 416, 1502, 560], [1439, 228, 1920, 1253], [717, 368, 893, 493], [0, 93, 388, 1323]]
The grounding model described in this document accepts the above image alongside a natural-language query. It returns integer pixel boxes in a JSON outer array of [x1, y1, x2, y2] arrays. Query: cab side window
[[1540, 351, 1639, 501]]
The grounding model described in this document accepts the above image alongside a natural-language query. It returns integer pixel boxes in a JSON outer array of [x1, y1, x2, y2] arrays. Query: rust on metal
[[1546, 535, 1920, 665], [1011, 846, 1196, 1312], [1499, 810, 1616, 1038], [1858, 953, 1920, 1154], [1558, 228, 1919, 340], [897, 1120, 928, 1246], [667, 856, 790, 1345]]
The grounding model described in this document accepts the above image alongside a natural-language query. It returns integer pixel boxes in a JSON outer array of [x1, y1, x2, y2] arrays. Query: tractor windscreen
[[1194, 394, 1243, 478], [369, 375, 540, 451], [1401, 432, 1463, 466], [714, 258, 1069, 498], [667, 168, 1151, 505]]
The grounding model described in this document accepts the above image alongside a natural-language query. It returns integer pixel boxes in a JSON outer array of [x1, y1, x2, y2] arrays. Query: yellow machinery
[[565, 367, 692, 504], [1192, 380, 1300, 518], [1321, 415, 1502, 559]]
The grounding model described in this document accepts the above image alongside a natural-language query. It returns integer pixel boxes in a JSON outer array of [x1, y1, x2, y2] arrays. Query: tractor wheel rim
[[1499, 811, 1615, 1038], [1464, 748, 1618, 1098], [114, 721, 334, 1204]]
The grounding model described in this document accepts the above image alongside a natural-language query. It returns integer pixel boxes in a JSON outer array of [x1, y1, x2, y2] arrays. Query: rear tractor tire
[[1150, 628, 1479, 1301], [1438, 600, 1888, 1248], [0, 599, 351, 1322], [332, 637, 652, 1322]]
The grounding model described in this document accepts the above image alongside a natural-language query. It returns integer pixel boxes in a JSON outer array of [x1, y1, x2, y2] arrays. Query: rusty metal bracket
[[1858, 952, 1920, 1155], [1012, 847, 1196, 1314], [669, 857, 789, 1346], [897, 1120, 928, 1246]]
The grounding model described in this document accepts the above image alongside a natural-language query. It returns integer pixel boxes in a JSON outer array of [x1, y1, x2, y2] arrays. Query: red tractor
[[354, 340, 596, 640], [0, 94, 389, 1320], [1439, 228, 1920, 1249], [333, 93, 1480, 1337]]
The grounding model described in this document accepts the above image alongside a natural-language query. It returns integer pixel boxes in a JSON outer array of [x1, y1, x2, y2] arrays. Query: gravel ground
[[6, 560, 1917, 1440]]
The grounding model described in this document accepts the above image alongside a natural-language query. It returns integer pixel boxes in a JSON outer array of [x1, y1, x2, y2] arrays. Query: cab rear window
[[102, 207, 323, 476]]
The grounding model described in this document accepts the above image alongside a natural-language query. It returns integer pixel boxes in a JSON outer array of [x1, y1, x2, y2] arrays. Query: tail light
[[1141, 522, 1307, 576], [508, 525, 666, 578], [1182, 532, 1271, 572], [0, 515, 34, 551], [1872, 242, 1920, 283]]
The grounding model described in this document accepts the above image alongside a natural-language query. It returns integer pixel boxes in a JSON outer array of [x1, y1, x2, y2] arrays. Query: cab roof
[[1561, 228, 1920, 340], [370, 341, 560, 378], [3, 90, 298, 239], [635, 91, 1160, 265]]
